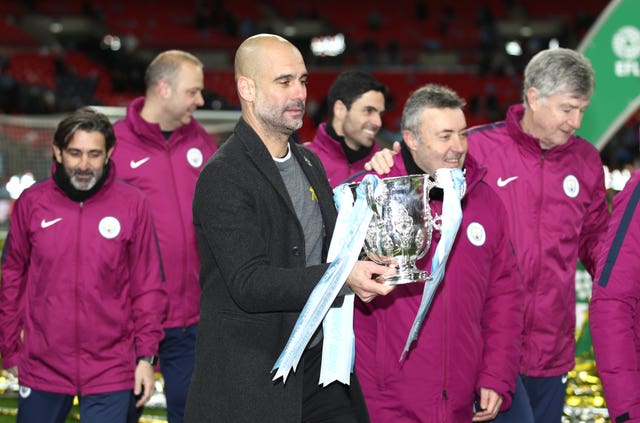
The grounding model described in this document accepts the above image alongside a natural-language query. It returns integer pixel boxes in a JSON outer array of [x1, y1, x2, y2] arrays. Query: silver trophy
[[354, 174, 440, 285]]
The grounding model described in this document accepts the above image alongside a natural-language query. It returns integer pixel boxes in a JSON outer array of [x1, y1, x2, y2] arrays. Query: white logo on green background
[[612, 25, 640, 76]]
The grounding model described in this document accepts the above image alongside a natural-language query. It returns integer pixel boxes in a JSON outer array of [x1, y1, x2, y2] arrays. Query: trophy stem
[[379, 266, 430, 286]]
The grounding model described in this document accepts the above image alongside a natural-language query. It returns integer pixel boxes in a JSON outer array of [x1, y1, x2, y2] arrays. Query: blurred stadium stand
[[0, 0, 636, 161]]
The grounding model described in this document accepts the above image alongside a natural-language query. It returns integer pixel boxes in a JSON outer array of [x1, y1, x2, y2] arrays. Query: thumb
[[393, 141, 401, 153]]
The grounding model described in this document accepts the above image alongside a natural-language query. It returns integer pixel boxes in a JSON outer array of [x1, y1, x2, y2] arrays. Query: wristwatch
[[136, 355, 159, 366]]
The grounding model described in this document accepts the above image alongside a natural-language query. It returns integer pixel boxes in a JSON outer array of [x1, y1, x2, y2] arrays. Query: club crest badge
[[186, 148, 204, 168], [99, 216, 121, 239], [563, 175, 580, 198], [466, 222, 486, 247]]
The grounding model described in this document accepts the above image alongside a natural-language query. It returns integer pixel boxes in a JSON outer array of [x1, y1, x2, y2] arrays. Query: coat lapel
[[235, 119, 297, 216]]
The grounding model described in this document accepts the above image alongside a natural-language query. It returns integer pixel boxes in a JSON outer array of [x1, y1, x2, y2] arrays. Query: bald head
[[235, 34, 301, 82]]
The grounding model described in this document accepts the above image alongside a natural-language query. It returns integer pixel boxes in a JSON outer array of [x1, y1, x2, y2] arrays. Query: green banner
[[577, 0, 640, 150]]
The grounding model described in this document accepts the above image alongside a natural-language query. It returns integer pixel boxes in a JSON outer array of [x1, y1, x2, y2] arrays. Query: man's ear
[[53, 145, 63, 164], [333, 100, 347, 120], [525, 87, 539, 110], [157, 78, 172, 99], [105, 147, 114, 164], [237, 76, 255, 102], [403, 129, 418, 151]]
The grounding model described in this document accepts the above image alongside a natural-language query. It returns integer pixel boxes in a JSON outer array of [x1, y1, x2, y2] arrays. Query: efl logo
[[612, 25, 640, 77]]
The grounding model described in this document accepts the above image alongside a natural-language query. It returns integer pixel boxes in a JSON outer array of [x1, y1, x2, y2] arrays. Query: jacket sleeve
[[590, 176, 640, 421], [0, 196, 31, 368], [129, 196, 168, 357], [475, 206, 524, 412], [578, 158, 610, 277]]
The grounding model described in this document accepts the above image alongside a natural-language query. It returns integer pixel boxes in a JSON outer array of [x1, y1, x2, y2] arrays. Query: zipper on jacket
[[165, 146, 189, 327], [441, 272, 448, 411], [441, 389, 448, 423], [525, 154, 545, 372], [75, 202, 84, 393]]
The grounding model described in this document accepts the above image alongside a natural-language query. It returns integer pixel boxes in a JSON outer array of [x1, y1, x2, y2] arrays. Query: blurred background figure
[[111, 50, 217, 423], [304, 70, 387, 187]]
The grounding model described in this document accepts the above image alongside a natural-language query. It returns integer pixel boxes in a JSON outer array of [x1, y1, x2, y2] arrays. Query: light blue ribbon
[[400, 168, 465, 361], [272, 175, 380, 384]]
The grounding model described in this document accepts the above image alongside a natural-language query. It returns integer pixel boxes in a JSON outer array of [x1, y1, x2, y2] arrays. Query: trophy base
[[379, 270, 431, 286]]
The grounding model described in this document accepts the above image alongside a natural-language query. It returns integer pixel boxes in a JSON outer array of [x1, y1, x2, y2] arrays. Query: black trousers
[[302, 343, 360, 423]]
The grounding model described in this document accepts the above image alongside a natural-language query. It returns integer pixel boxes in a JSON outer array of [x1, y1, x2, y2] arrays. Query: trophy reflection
[[355, 174, 440, 285]]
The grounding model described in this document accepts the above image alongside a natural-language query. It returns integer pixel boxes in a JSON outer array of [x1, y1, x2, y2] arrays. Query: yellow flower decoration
[[309, 186, 318, 202]]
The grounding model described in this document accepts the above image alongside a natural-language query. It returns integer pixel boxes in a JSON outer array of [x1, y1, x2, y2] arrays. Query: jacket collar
[[323, 122, 374, 163], [234, 118, 306, 218], [125, 96, 191, 148]]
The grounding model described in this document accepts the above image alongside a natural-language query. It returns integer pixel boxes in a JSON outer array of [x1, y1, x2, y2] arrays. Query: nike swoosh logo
[[497, 176, 518, 187], [130, 157, 150, 169], [41, 218, 62, 228]]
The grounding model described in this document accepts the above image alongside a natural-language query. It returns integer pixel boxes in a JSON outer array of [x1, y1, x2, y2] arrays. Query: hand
[[346, 261, 396, 303], [472, 388, 503, 421], [7, 366, 18, 378], [364, 141, 401, 175], [134, 360, 156, 407]]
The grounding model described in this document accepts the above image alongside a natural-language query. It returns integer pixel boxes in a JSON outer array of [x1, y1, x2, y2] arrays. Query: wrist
[[136, 355, 158, 366]]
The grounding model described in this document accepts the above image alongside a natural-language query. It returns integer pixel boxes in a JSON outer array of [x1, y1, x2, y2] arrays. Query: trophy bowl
[[352, 174, 440, 285]]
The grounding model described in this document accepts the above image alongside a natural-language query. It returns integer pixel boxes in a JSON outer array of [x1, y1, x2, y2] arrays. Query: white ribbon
[[400, 168, 466, 360], [272, 175, 380, 384], [272, 169, 465, 382]]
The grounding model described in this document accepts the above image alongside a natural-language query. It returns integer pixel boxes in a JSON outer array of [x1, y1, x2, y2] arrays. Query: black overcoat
[[184, 118, 369, 422]]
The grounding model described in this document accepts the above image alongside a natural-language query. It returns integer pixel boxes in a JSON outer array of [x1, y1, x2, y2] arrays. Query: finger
[[383, 152, 395, 167], [136, 395, 146, 408], [471, 411, 493, 422], [484, 392, 500, 414], [135, 380, 153, 407], [472, 407, 499, 422], [135, 396, 146, 407], [369, 280, 395, 295], [134, 378, 142, 396], [480, 390, 490, 410]]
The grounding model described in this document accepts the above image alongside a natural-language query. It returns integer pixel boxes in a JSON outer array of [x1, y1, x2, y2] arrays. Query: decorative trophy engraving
[[354, 174, 441, 285]]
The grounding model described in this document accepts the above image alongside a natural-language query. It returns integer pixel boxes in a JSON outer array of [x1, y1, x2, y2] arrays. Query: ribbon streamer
[[272, 175, 380, 383], [400, 168, 465, 361]]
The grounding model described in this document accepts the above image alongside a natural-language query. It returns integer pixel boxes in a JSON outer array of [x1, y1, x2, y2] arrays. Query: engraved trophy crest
[[353, 174, 440, 285]]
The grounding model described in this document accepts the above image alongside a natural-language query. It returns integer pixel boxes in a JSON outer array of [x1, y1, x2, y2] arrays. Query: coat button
[[292, 246, 301, 256]]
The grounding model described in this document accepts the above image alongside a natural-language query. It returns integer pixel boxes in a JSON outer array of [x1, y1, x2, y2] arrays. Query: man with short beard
[[185, 33, 396, 423], [0, 108, 167, 423], [305, 71, 387, 187]]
